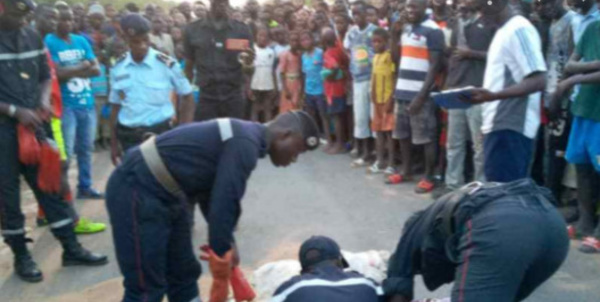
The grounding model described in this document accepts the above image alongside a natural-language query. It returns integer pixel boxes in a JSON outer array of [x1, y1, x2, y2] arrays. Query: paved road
[[0, 150, 599, 301]]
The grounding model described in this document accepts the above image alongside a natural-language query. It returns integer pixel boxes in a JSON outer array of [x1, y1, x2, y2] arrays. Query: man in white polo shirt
[[463, 0, 547, 182]]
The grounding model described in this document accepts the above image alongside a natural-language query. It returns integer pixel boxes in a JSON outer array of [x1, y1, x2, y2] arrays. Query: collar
[[583, 6, 600, 19], [201, 17, 233, 30], [124, 47, 157, 67]]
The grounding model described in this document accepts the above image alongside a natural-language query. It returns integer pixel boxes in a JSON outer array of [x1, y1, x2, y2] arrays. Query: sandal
[[351, 158, 368, 168], [415, 178, 436, 194], [579, 237, 600, 254], [385, 174, 412, 185], [384, 166, 397, 175], [567, 225, 586, 240], [368, 162, 383, 174]]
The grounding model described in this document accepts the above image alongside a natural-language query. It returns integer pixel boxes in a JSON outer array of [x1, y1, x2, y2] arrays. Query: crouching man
[[106, 111, 319, 302], [273, 236, 383, 302], [384, 179, 569, 302]]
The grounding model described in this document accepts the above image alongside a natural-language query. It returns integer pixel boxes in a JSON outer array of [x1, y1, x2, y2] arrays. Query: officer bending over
[[105, 111, 320, 302], [383, 179, 569, 302]]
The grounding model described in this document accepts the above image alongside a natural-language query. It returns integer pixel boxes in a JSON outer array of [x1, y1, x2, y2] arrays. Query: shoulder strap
[[139, 136, 185, 199]]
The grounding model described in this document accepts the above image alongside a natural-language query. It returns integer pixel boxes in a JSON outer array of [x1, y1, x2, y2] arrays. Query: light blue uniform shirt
[[109, 48, 192, 127]]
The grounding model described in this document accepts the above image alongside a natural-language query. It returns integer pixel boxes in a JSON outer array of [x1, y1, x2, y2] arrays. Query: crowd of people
[[1, 0, 600, 299]]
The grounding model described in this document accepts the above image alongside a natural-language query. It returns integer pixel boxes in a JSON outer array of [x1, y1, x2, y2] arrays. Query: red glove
[[17, 124, 40, 165], [230, 266, 256, 302], [200, 245, 233, 302], [38, 140, 62, 194]]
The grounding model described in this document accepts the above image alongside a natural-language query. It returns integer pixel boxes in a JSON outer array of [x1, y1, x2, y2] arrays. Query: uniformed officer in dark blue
[[383, 180, 569, 302], [110, 14, 195, 165], [183, 0, 255, 122], [0, 0, 107, 283], [105, 111, 320, 302], [273, 236, 384, 302]]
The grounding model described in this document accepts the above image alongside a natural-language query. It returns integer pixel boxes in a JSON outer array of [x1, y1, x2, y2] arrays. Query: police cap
[[120, 13, 151, 37], [5, 0, 36, 12]]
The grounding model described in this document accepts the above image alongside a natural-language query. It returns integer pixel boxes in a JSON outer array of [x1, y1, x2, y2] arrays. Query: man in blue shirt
[[109, 14, 195, 165], [45, 6, 103, 199], [105, 111, 320, 302], [273, 236, 383, 302]]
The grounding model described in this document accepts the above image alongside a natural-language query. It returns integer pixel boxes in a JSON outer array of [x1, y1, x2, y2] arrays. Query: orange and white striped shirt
[[394, 19, 445, 102]]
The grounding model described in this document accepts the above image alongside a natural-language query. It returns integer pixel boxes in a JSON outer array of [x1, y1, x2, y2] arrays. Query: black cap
[[7, 0, 36, 12], [289, 110, 320, 151], [299, 236, 349, 272], [120, 13, 151, 37]]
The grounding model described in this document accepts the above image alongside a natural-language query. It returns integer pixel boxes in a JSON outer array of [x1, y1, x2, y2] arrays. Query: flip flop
[[368, 162, 383, 174], [386, 174, 412, 185], [415, 178, 435, 194], [351, 158, 368, 168], [579, 237, 600, 254], [567, 225, 586, 240], [384, 166, 397, 175]]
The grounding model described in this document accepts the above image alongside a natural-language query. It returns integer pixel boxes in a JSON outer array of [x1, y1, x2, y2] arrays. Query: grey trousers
[[445, 105, 485, 188]]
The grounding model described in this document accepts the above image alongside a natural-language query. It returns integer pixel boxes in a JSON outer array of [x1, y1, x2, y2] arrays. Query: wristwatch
[[7, 104, 17, 118]]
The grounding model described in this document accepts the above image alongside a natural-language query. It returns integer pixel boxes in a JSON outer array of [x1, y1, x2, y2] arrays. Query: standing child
[[249, 26, 278, 122], [279, 31, 303, 113], [322, 28, 349, 154], [369, 28, 396, 174], [300, 31, 329, 146], [344, 2, 378, 166]]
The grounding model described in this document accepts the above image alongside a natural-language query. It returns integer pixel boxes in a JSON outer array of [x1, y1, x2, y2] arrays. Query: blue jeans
[[62, 107, 97, 191]]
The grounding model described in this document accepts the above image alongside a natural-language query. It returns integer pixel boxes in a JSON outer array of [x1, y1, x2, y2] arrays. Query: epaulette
[[156, 52, 175, 68]]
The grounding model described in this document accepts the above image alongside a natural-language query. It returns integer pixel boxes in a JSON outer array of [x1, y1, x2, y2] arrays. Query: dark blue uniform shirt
[[123, 118, 268, 255], [272, 264, 383, 302]]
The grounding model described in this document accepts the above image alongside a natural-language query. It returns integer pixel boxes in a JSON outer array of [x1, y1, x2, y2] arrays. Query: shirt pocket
[[144, 81, 171, 105], [112, 79, 133, 102]]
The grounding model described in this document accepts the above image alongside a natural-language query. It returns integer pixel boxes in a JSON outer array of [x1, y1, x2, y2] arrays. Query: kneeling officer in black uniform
[[383, 179, 569, 302], [105, 111, 320, 302]]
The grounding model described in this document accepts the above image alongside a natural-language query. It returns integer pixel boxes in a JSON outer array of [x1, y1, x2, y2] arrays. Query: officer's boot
[[5, 236, 43, 282], [58, 233, 108, 267]]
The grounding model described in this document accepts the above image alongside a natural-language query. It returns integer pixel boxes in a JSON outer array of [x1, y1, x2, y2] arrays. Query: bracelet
[[8, 104, 17, 118]]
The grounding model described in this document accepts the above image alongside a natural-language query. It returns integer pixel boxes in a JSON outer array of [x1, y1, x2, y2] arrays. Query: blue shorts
[[566, 116, 600, 172], [328, 97, 346, 115], [305, 94, 327, 114], [483, 130, 534, 182]]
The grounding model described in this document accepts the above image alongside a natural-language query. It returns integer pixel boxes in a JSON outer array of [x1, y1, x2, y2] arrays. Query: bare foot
[[327, 143, 348, 154], [322, 142, 333, 153]]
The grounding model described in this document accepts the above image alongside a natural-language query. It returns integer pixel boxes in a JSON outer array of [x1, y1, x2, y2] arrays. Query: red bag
[[17, 124, 41, 165], [38, 140, 62, 194], [230, 266, 256, 302]]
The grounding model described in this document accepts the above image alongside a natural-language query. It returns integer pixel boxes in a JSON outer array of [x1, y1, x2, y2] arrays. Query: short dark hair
[[372, 27, 389, 40], [34, 3, 55, 18]]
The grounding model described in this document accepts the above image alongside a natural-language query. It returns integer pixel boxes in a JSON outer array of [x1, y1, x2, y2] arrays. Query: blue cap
[[299, 236, 349, 272], [120, 13, 151, 37]]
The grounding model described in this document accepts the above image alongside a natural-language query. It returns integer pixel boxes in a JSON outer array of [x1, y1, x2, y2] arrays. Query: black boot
[[59, 235, 108, 267], [5, 236, 43, 283]]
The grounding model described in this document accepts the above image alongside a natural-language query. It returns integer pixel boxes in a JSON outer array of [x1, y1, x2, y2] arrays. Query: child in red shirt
[[322, 28, 349, 154]]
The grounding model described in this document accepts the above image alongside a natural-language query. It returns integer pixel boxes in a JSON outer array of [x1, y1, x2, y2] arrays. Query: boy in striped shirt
[[387, 0, 445, 194]]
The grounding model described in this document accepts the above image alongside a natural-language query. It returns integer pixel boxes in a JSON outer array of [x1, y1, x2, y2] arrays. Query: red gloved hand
[[17, 124, 41, 165], [230, 266, 256, 302], [200, 245, 233, 302], [38, 140, 62, 194]]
